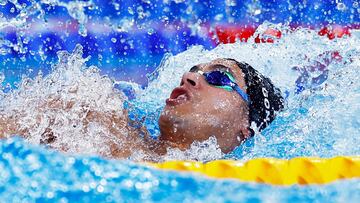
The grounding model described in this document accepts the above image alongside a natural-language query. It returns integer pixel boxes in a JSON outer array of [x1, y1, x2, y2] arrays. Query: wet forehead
[[200, 59, 238, 73], [199, 58, 234, 70]]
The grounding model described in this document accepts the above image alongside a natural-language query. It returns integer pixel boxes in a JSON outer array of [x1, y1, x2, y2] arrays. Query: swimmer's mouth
[[166, 87, 191, 106]]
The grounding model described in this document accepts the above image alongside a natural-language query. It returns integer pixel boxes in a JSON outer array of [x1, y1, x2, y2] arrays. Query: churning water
[[0, 23, 359, 201], [0, 1, 360, 201], [136, 25, 360, 160]]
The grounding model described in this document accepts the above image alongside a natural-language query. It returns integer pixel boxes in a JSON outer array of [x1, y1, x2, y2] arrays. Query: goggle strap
[[234, 85, 250, 104]]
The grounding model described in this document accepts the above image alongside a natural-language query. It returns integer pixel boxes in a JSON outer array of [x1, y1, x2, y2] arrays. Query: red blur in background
[[212, 25, 351, 44]]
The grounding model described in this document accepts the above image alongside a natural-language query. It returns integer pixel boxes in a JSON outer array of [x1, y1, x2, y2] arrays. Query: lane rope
[[147, 156, 360, 185]]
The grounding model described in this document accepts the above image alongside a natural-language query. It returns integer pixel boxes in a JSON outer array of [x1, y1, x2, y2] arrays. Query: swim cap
[[227, 59, 284, 136]]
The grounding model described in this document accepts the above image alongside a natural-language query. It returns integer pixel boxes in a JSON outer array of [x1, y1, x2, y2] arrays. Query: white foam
[[1, 45, 129, 157], [162, 136, 223, 162], [1, 25, 360, 161]]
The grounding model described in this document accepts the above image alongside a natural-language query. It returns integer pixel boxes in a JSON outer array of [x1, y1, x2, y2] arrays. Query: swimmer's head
[[158, 58, 284, 153]]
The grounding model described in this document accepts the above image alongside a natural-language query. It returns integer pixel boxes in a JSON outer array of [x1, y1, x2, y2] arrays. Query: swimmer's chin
[[158, 113, 175, 141], [158, 115, 187, 148]]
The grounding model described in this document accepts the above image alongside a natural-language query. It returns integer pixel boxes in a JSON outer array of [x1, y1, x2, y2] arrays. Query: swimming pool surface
[[0, 30, 359, 201], [1, 0, 360, 202], [1, 137, 360, 202]]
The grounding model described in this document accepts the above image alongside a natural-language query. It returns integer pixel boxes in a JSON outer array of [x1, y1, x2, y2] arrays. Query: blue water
[[1, 0, 360, 202], [0, 29, 359, 201], [1, 0, 358, 87], [1, 137, 360, 202]]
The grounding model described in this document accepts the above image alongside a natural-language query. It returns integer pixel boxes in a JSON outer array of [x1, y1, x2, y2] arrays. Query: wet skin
[[158, 58, 251, 153], [0, 58, 251, 159]]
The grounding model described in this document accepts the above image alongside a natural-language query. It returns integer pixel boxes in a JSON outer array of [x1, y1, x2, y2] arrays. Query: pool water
[[1, 137, 360, 202], [0, 27, 359, 202], [1, 0, 360, 202]]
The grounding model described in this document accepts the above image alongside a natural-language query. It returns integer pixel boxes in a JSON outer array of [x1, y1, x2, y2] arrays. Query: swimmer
[[0, 58, 284, 161]]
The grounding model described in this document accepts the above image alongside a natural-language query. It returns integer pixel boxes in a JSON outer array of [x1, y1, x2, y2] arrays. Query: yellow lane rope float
[[147, 156, 360, 185]]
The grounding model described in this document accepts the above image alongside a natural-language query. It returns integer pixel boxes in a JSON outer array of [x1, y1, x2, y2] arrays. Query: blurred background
[[0, 0, 359, 88]]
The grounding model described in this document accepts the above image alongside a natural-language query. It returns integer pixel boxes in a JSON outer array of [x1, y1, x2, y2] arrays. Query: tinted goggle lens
[[189, 67, 249, 103], [204, 71, 234, 86]]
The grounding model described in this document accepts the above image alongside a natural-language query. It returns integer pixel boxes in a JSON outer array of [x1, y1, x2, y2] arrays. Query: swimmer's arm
[[82, 109, 160, 160], [0, 114, 26, 138], [0, 95, 66, 140], [0, 96, 162, 161], [101, 112, 167, 161]]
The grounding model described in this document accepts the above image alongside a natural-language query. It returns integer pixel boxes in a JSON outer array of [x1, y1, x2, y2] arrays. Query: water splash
[[136, 26, 360, 160], [163, 137, 223, 162], [0, 0, 93, 56], [1, 25, 360, 162], [1, 137, 360, 202], [0, 0, 93, 34], [1, 44, 131, 157], [0, 0, 359, 201]]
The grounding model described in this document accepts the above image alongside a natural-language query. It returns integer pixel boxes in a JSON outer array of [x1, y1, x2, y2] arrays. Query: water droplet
[[97, 185, 104, 193], [147, 28, 155, 35], [0, 72, 5, 84], [46, 192, 54, 199], [214, 14, 223, 21], [0, 0, 7, 6], [78, 24, 87, 37], [0, 48, 8, 55], [353, 2, 359, 8], [111, 37, 117, 43], [254, 9, 261, 15], [175, 0, 188, 3], [113, 2, 120, 10], [128, 7, 134, 15], [23, 37, 30, 44], [336, 3, 346, 11]]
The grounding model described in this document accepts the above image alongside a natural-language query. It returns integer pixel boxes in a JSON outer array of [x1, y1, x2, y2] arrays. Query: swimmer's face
[[158, 58, 251, 153]]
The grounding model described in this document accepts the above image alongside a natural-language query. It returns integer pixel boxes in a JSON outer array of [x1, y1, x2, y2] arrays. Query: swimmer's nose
[[180, 72, 201, 88]]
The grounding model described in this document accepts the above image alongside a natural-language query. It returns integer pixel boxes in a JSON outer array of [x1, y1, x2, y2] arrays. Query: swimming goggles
[[190, 68, 249, 103]]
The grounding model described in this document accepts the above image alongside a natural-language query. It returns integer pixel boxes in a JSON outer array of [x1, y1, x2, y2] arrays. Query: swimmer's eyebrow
[[189, 64, 234, 75], [209, 64, 234, 74]]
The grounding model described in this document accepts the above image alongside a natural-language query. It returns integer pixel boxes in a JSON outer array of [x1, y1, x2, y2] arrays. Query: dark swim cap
[[226, 59, 284, 136]]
